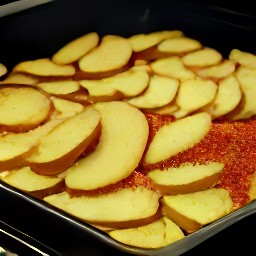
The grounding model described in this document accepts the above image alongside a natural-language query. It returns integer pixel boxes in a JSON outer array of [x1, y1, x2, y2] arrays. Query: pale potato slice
[[144, 103, 178, 115], [128, 30, 183, 52], [231, 66, 256, 120], [162, 188, 233, 233], [2, 166, 64, 198], [126, 75, 179, 109], [108, 217, 185, 248], [26, 106, 101, 175], [13, 58, 76, 77], [145, 112, 211, 164], [0, 119, 62, 170], [52, 32, 99, 64], [51, 97, 85, 119], [150, 56, 196, 81], [36, 81, 81, 95], [79, 35, 132, 73], [174, 78, 217, 115], [196, 60, 236, 80], [65, 101, 149, 191], [44, 186, 160, 228], [79, 69, 149, 99], [182, 47, 222, 68], [0, 73, 38, 85], [148, 162, 224, 195], [229, 49, 256, 69], [202, 75, 242, 119], [0, 86, 53, 132], [157, 37, 202, 54], [0, 63, 8, 77]]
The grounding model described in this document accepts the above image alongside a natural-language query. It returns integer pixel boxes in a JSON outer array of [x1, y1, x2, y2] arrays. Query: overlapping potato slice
[[26, 106, 101, 175], [108, 216, 185, 249], [0, 73, 38, 85], [201, 75, 242, 119], [172, 78, 218, 118], [52, 32, 99, 65], [0, 119, 62, 170], [229, 49, 256, 69], [148, 162, 224, 195], [145, 112, 211, 164], [65, 101, 149, 191], [128, 30, 183, 52], [51, 97, 85, 119], [0, 63, 7, 77], [1, 166, 64, 198], [79, 35, 132, 73], [0, 85, 54, 132], [44, 186, 160, 228], [13, 58, 76, 77], [126, 75, 179, 109], [182, 47, 223, 68], [79, 68, 149, 101], [157, 36, 202, 54], [162, 188, 233, 233]]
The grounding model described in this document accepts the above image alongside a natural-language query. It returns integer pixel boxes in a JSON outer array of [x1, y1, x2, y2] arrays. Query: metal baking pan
[[1, 0, 256, 255]]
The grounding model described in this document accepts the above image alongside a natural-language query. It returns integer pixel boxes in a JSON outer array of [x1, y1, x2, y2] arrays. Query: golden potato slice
[[229, 49, 256, 69], [0, 73, 38, 85], [52, 32, 99, 64], [0, 63, 7, 77]]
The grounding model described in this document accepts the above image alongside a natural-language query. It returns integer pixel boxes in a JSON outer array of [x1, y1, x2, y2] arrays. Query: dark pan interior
[[1, 0, 256, 255]]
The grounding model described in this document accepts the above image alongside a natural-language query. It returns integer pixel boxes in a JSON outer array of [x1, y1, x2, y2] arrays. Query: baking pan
[[1, 0, 256, 255]]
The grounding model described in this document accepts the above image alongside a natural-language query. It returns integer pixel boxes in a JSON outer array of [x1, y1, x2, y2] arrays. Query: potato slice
[[13, 58, 76, 77], [182, 47, 222, 68], [174, 78, 218, 115], [0, 119, 62, 171], [162, 188, 233, 233], [157, 37, 202, 54], [231, 66, 256, 120], [51, 97, 85, 119], [44, 186, 160, 228], [65, 101, 149, 191], [79, 35, 132, 73], [26, 106, 101, 175], [148, 162, 224, 195], [150, 56, 196, 81], [0, 73, 38, 85], [145, 112, 211, 164], [108, 217, 185, 248], [196, 60, 236, 80], [229, 49, 256, 69], [79, 69, 149, 100], [0, 63, 8, 77], [202, 75, 242, 119], [52, 32, 99, 64], [126, 75, 179, 109], [0, 86, 54, 132], [128, 30, 183, 52], [1, 166, 64, 199]]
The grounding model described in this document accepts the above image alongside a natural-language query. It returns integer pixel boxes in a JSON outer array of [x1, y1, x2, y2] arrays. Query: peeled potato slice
[[79, 35, 132, 73], [108, 217, 185, 248], [162, 188, 233, 233], [0, 86, 53, 132], [145, 112, 211, 164], [1, 166, 64, 199], [52, 32, 99, 65], [0, 119, 62, 170], [148, 162, 224, 195], [126, 75, 179, 109], [128, 30, 183, 52], [150, 56, 195, 81], [65, 101, 149, 191], [26, 106, 101, 175], [0, 73, 38, 85], [157, 37, 202, 54], [229, 48, 256, 69], [13, 58, 76, 77], [0, 63, 8, 77], [182, 47, 222, 68], [44, 186, 160, 228]]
